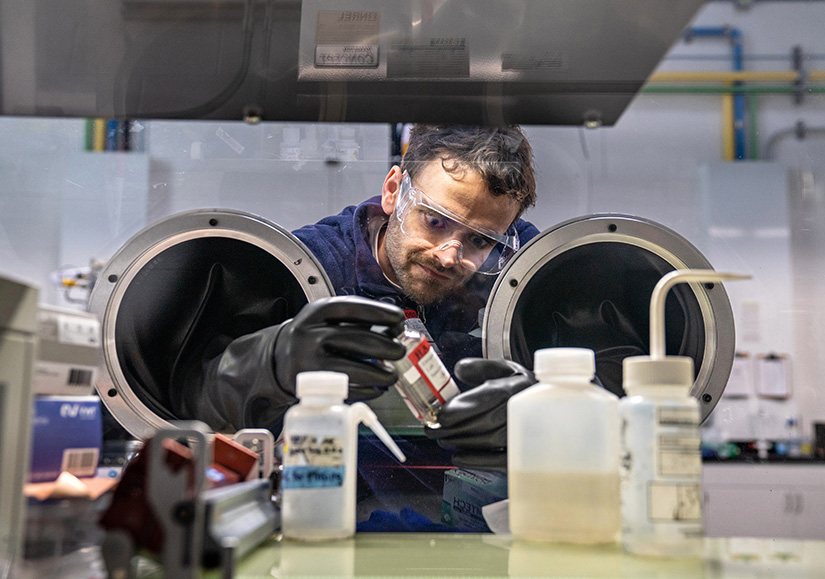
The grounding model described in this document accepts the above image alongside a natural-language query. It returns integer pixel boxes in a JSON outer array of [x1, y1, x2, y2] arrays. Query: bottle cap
[[623, 356, 694, 393], [534, 347, 595, 380], [295, 371, 348, 399]]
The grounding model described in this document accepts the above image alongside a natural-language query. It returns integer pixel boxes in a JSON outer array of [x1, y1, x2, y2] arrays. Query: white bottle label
[[657, 407, 698, 426], [57, 314, 101, 346], [620, 399, 704, 555], [282, 434, 345, 489], [658, 435, 702, 477], [656, 407, 701, 478], [648, 482, 702, 522]]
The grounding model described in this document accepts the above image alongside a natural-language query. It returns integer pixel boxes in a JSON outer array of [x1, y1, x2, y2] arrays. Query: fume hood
[[1, 0, 705, 126]]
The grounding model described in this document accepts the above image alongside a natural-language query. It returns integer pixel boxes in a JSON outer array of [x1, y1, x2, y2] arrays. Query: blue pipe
[[685, 26, 747, 160], [687, 26, 732, 38], [730, 29, 746, 161]]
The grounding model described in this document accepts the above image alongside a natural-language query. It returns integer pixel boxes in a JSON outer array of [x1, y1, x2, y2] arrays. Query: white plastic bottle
[[336, 127, 360, 160], [620, 354, 703, 556], [281, 371, 406, 541], [620, 269, 748, 557], [786, 417, 802, 457], [508, 347, 621, 544], [280, 126, 302, 160]]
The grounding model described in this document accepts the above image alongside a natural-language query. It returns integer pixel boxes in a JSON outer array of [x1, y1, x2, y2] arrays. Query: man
[[292, 124, 538, 371], [173, 124, 539, 468]]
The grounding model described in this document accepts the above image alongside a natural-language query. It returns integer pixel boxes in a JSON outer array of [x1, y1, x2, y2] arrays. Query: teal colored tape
[[282, 465, 345, 489]]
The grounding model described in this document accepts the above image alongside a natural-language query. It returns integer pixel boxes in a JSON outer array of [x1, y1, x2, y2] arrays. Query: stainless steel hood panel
[[0, 0, 704, 125]]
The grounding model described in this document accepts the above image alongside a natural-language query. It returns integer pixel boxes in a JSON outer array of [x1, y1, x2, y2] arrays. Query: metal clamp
[[147, 421, 212, 579], [234, 428, 275, 480]]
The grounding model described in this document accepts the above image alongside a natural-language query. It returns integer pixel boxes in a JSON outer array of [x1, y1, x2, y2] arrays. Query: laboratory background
[[2, 0, 825, 576]]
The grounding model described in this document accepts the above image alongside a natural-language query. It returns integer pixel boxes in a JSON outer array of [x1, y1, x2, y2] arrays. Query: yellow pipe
[[721, 90, 735, 162], [647, 69, 825, 163], [649, 70, 825, 83]]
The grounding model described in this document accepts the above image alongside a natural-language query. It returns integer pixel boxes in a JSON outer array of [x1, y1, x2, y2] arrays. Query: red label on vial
[[409, 339, 431, 364], [406, 338, 449, 403]]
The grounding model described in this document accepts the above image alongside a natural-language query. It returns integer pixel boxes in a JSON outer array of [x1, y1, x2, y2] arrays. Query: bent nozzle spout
[[650, 269, 750, 360], [351, 402, 407, 463]]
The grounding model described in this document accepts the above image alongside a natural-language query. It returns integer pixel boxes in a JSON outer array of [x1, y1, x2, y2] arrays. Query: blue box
[[440, 468, 508, 532], [28, 396, 102, 483]]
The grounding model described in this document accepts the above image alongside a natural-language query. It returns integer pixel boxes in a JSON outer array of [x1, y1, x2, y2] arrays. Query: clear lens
[[396, 174, 518, 274]]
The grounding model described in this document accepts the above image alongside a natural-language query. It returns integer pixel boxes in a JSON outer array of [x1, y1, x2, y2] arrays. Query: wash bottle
[[281, 371, 406, 541], [620, 269, 748, 556]]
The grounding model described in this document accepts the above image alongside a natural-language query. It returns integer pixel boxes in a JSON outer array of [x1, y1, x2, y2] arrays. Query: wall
[[1, 1, 825, 437]]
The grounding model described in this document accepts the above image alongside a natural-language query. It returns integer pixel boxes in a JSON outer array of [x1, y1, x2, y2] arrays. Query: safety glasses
[[395, 172, 519, 275]]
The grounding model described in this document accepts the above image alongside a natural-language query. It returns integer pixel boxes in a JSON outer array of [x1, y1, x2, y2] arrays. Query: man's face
[[380, 160, 521, 305]]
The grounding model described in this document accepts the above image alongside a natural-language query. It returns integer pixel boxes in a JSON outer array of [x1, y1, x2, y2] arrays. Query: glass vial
[[390, 329, 459, 427]]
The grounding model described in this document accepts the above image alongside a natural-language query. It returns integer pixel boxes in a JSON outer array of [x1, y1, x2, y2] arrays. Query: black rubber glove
[[424, 358, 536, 470], [273, 296, 406, 402]]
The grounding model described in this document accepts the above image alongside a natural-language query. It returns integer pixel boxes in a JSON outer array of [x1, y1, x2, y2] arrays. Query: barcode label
[[61, 448, 99, 477], [68, 368, 93, 386]]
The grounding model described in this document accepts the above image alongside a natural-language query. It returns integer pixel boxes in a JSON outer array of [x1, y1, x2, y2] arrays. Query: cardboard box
[[29, 396, 102, 483], [440, 468, 508, 532], [32, 306, 100, 396]]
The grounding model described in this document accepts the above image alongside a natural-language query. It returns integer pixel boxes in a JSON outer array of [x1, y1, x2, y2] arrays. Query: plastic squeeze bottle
[[508, 347, 621, 544], [281, 371, 406, 541], [620, 269, 748, 557]]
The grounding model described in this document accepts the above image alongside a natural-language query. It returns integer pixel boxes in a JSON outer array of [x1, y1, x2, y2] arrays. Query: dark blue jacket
[[293, 196, 540, 374], [172, 196, 538, 434]]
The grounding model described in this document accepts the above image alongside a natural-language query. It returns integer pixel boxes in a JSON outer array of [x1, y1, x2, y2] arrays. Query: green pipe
[[642, 84, 825, 94], [640, 84, 825, 161]]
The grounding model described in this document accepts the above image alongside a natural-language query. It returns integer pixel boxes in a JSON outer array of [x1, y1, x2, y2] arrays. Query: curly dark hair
[[399, 124, 536, 218]]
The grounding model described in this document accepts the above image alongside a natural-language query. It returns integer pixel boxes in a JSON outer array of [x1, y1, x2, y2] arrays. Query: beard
[[383, 217, 469, 305]]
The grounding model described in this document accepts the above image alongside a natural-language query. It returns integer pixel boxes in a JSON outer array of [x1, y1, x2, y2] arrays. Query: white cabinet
[[703, 463, 825, 540], [794, 487, 825, 539]]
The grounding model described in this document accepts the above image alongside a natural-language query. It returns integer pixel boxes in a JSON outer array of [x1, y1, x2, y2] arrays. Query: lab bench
[[213, 533, 825, 578], [15, 532, 825, 578]]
